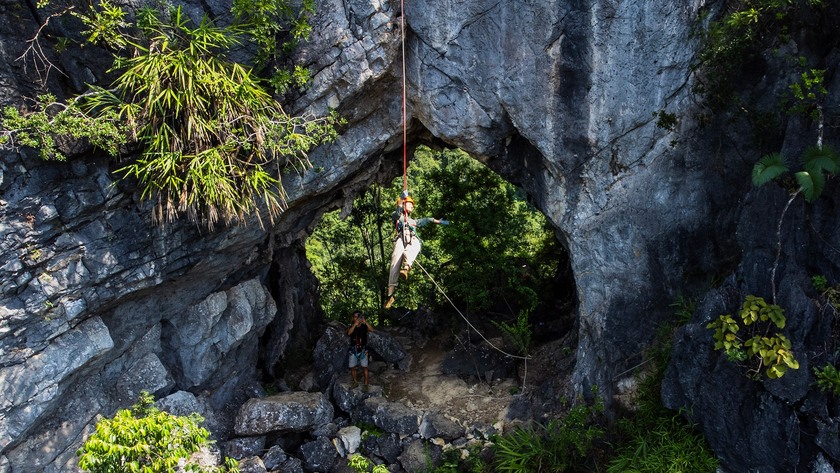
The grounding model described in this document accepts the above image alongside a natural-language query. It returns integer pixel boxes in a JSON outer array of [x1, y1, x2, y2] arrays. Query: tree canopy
[[306, 146, 566, 323]]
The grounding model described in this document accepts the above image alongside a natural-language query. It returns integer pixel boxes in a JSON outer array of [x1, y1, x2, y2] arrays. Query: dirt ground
[[371, 327, 577, 432]]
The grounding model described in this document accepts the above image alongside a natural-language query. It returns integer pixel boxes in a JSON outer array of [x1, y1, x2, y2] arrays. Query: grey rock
[[313, 324, 350, 389], [359, 397, 421, 436], [299, 436, 337, 473], [332, 380, 379, 414], [164, 279, 276, 389], [279, 456, 305, 473], [116, 352, 175, 401], [0, 316, 113, 451], [155, 390, 202, 417], [398, 438, 439, 473], [262, 445, 288, 471], [224, 437, 266, 460], [336, 425, 362, 455], [237, 456, 268, 473], [419, 412, 463, 441], [367, 331, 409, 370], [235, 392, 334, 436]]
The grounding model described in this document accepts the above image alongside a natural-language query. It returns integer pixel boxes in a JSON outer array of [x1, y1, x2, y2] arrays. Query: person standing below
[[347, 310, 374, 391], [384, 191, 448, 309]]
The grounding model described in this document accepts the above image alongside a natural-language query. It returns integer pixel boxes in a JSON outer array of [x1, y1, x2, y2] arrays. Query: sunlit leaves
[[0, 3, 342, 228], [707, 295, 798, 380], [76, 391, 239, 473]]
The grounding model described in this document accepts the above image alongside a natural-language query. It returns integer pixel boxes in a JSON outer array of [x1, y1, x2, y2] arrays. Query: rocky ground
[[358, 313, 578, 434]]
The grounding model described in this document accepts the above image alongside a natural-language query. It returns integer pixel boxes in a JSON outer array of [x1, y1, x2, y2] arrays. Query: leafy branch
[[1, 2, 344, 229]]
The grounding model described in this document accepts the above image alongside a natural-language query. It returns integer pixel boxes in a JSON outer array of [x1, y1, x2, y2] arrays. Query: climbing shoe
[[362, 384, 369, 393], [351, 381, 359, 389], [384, 295, 395, 309]]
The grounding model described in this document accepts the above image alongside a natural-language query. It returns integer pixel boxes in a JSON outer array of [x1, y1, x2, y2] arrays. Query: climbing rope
[[400, 0, 408, 192], [396, 4, 530, 372], [414, 261, 532, 361]]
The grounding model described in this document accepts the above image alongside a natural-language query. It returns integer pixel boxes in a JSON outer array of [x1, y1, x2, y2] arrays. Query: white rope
[[414, 261, 531, 360]]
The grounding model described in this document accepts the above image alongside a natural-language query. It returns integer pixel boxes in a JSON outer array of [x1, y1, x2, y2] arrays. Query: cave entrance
[[305, 145, 576, 345]]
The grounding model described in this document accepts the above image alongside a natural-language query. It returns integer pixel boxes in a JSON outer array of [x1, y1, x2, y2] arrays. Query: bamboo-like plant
[[0, 2, 342, 228]]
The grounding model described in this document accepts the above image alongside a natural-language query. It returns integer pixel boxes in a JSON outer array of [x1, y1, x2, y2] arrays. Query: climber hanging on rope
[[384, 190, 449, 309]]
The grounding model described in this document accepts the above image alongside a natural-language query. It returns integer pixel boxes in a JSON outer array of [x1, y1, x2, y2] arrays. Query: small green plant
[[492, 311, 532, 356], [815, 364, 840, 397], [77, 391, 239, 473], [493, 396, 604, 472], [653, 110, 679, 132], [670, 295, 697, 324], [813, 275, 829, 292], [348, 454, 389, 473], [812, 274, 840, 308], [752, 145, 839, 203], [707, 295, 799, 379], [357, 422, 385, 441], [786, 62, 828, 120]]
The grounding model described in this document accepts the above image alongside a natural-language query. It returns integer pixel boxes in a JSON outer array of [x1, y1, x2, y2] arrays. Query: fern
[[752, 152, 788, 186]]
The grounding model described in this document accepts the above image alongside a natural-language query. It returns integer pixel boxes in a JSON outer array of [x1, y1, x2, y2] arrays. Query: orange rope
[[400, 0, 408, 191]]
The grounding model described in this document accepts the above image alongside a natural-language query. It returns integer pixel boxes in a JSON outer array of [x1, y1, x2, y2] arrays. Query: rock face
[[0, 0, 839, 472]]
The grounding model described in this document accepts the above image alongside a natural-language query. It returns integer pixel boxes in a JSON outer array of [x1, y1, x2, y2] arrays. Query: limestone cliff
[[1, 0, 839, 472]]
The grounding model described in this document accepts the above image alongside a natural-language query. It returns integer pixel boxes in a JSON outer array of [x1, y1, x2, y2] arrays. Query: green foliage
[[1, 2, 341, 228], [306, 146, 563, 317], [815, 364, 840, 397], [694, 0, 828, 113], [670, 296, 697, 325], [77, 391, 239, 473], [0, 94, 126, 161], [653, 110, 678, 132], [229, 0, 316, 93], [72, 0, 130, 48], [606, 302, 719, 473], [348, 454, 389, 473], [752, 145, 839, 203], [492, 311, 532, 355], [492, 398, 604, 472], [786, 64, 827, 120], [813, 274, 829, 292], [751, 152, 789, 187], [707, 295, 799, 380], [811, 274, 840, 307], [306, 186, 392, 319], [606, 412, 719, 473]]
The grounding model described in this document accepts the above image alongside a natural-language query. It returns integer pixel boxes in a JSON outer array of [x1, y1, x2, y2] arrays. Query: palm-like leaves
[[752, 152, 788, 186], [752, 145, 839, 202]]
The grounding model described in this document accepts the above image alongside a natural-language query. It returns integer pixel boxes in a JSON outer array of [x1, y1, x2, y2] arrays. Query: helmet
[[397, 195, 415, 206], [403, 196, 415, 205]]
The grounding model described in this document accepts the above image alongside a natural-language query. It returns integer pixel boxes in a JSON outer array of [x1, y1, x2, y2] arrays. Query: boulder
[[299, 437, 337, 472], [237, 456, 267, 473], [419, 412, 464, 441], [224, 437, 266, 461], [336, 425, 362, 456], [398, 438, 440, 473], [358, 397, 421, 436], [235, 392, 334, 436], [261, 445, 288, 471]]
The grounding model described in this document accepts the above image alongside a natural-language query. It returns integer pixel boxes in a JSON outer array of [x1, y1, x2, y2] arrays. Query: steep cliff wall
[[1, 0, 839, 471]]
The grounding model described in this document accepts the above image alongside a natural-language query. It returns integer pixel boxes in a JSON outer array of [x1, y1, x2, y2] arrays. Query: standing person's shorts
[[348, 349, 368, 368]]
